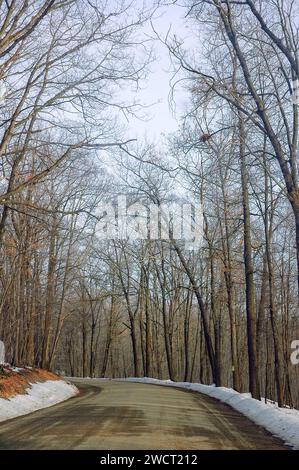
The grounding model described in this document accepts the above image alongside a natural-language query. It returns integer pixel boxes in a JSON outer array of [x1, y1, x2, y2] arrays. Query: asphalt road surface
[[0, 379, 287, 450]]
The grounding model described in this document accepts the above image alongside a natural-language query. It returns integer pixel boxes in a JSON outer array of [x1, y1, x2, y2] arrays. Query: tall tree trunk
[[183, 287, 192, 382], [263, 160, 285, 406], [41, 222, 57, 369], [219, 174, 241, 391], [143, 265, 153, 377], [155, 257, 176, 381], [173, 241, 220, 386], [239, 116, 260, 400]]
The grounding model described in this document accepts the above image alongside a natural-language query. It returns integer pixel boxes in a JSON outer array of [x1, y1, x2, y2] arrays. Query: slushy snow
[[0, 380, 78, 422], [122, 377, 299, 449]]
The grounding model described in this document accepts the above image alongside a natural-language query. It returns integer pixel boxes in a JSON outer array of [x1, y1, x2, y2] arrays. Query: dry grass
[[0, 366, 60, 399]]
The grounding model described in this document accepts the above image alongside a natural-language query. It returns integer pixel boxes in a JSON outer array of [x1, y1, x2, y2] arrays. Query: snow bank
[[122, 377, 299, 449], [0, 380, 78, 423]]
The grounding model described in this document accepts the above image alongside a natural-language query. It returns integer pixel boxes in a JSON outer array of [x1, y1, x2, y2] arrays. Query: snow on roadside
[[122, 377, 299, 449], [0, 380, 78, 423]]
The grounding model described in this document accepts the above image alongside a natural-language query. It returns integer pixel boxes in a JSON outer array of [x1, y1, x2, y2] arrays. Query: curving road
[[0, 379, 286, 450]]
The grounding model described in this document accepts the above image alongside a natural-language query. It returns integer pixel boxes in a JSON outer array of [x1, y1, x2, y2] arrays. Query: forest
[[0, 0, 298, 410]]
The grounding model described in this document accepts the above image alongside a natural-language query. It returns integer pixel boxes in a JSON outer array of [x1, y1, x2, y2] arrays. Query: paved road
[[0, 379, 286, 450]]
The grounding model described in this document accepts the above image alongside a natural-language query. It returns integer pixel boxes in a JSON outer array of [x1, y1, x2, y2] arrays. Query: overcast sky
[[123, 3, 192, 144]]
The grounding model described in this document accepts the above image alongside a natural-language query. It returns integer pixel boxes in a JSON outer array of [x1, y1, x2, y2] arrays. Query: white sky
[[123, 3, 192, 144]]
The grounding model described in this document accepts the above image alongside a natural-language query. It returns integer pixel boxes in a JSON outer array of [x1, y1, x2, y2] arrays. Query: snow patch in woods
[[122, 377, 299, 449], [0, 380, 78, 423]]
